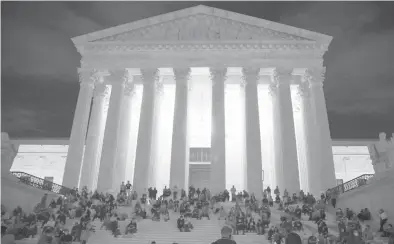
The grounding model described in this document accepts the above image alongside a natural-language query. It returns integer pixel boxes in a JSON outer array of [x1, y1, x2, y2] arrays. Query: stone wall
[[337, 168, 394, 230], [1, 132, 59, 213]]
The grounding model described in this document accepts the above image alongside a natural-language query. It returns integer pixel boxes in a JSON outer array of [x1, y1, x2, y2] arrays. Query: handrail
[[330, 174, 374, 194], [10, 171, 73, 196]]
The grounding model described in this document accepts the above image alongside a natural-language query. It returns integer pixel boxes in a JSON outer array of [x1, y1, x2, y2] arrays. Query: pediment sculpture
[[368, 132, 394, 174], [94, 14, 311, 42]]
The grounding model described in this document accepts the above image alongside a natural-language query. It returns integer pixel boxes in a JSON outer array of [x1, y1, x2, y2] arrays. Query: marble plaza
[[60, 6, 340, 196]]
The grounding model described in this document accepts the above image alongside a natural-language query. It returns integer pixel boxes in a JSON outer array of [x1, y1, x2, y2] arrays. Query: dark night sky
[[1, 1, 394, 139]]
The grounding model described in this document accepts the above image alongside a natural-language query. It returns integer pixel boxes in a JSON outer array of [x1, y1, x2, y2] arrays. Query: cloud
[[1, 2, 103, 78], [68, 2, 196, 27], [1, 107, 43, 137], [280, 2, 394, 114]]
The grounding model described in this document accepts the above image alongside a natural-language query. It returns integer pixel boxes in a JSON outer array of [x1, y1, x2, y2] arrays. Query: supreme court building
[[62, 5, 337, 197]]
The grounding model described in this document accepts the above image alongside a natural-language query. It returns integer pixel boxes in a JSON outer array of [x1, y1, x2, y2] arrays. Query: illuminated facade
[[13, 5, 374, 196]]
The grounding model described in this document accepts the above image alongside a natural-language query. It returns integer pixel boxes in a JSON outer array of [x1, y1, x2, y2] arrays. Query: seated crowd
[[2, 179, 393, 244]]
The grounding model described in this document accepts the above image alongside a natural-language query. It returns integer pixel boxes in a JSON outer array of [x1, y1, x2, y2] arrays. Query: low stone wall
[[337, 169, 394, 230], [1, 176, 59, 214]]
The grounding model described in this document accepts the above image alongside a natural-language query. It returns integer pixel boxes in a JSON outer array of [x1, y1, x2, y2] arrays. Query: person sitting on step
[[184, 204, 193, 219], [246, 217, 256, 233], [177, 215, 185, 232], [168, 199, 174, 211], [383, 224, 394, 238], [293, 219, 303, 232], [235, 214, 246, 235], [357, 208, 371, 221], [192, 207, 201, 219], [267, 226, 275, 241], [184, 218, 194, 232], [163, 208, 170, 222], [256, 219, 264, 235], [275, 195, 281, 204], [125, 218, 137, 235], [151, 207, 160, 222], [278, 201, 284, 211], [218, 206, 227, 220]]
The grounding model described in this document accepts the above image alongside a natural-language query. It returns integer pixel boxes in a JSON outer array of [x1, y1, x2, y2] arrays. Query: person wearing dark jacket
[[212, 226, 236, 244], [177, 215, 185, 232]]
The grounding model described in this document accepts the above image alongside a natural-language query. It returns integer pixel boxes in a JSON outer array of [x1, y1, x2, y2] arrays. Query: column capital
[[297, 82, 311, 98], [106, 69, 128, 85], [296, 67, 326, 87], [91, 69, 110, 84], [93, 83, 110, 98], [261, 67, 293, 88], [124, 82, 136, 96], [241, 67, 260, 87], [268, 83, 278, 97], [273, 68, 293, 86], [173, 68, 191, 83], [209, 68, 227, 86], [141, 68, 160, 87], [77, 68, 95, 87]]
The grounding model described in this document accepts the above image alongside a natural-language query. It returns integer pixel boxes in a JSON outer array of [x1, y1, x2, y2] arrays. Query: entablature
[[80, 48, 324, 71], [76, 40, 327, 56]]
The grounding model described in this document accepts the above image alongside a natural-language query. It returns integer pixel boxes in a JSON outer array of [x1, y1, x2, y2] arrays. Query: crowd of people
[[1, 178, 393, 244]]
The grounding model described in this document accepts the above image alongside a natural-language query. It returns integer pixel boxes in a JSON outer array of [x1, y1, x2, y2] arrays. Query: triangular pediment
[[72, 5, 332, 44]]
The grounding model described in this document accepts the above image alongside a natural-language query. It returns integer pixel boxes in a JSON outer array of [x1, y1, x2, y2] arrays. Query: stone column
[[62, 69, 95, 188], [112, 69, 139, 192], [96, 70, 127, 192], [133, 69, 158, 195], [305, 68, 337, 190], [210, 68, 227, 194], [296, 82, 321, 195], [79, 71, 110, 190], [268, 68, 300, 194], [170, 68, 191, 191], [147, 76, 163, 188], [243, 68, 263, 198]]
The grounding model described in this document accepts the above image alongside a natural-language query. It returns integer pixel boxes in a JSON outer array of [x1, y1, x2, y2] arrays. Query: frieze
[[93, 14, 312, 42], [80, 42, 328, 54]]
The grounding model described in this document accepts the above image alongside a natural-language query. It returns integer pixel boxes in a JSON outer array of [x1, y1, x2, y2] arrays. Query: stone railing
[[331, 174, 375, 195], [10, 171, 73, 196]]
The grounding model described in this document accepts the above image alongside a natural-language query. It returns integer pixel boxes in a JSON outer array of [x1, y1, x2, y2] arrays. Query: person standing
[[331, 190, 338, 208], [379, 209, 389, 232]]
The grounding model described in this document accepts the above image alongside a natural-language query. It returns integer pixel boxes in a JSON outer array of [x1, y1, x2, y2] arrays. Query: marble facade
[[61, 5, 337, 196]]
